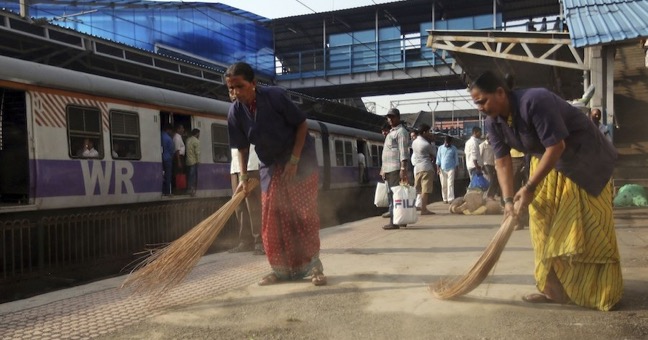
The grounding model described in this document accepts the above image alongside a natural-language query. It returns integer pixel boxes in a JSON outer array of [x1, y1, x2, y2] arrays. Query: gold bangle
[[239, 173, 249, 182], [289, 155, 300, 165]]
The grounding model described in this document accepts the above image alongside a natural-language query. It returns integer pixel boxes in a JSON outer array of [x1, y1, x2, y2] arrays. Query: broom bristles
[[121, 179, 259, 296], [430, 211, 519, 299]]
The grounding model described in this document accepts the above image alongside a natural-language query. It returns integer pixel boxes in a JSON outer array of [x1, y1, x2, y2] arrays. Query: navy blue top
[[161, 131, 174, 162], [228, 86, 317, 192], [485, 88, 617, 196]]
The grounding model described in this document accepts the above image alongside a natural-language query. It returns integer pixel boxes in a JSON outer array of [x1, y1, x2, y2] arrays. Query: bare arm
[[515, 141, 565, 208], [291, 120, 308, 160], [282, 120, 308, 182], [236, 147, 250, 194]]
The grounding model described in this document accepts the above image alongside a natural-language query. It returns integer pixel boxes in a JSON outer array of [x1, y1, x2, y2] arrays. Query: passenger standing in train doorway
[[357, 151, 367, 184], [173, 124, 186, 194], [226, 62, 326, 286], [185, 128, 200, 197], [381, 108, 410, 230], [228, 145, 264, 255], [161, 124, 175, 196]]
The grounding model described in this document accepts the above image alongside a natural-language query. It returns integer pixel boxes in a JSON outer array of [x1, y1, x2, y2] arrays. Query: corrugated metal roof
[[564, 0, 648, 47]]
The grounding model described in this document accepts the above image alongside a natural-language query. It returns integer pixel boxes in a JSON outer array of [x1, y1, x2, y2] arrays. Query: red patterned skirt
[[261, 167, 322, 280]]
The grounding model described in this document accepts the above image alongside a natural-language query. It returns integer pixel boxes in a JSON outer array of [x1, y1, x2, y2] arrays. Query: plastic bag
[[391, 185, 418, 225], [468, 173, 489, 191], [613, 184, 648, 207], [374, 182, 389, 207]]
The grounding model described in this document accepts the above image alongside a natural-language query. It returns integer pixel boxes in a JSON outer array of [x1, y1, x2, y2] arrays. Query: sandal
[[522, 293, 554, 304], [258, 273, 279, 286], [311, 268, 327, 286]]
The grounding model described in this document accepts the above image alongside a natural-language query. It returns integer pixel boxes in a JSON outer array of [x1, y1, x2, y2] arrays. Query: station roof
[[24, 1, 269, 23], [268, 0, 561, 56], [563, 0, 648, 47]]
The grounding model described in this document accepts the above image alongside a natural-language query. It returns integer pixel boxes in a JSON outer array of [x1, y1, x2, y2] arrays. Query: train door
[[159, 111, 192, 195], [0, 88, 29, 204]]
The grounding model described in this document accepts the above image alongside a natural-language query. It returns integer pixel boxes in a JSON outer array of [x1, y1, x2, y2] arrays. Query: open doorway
[[0, 88, 29, 204], [160, 112, 192, 195]]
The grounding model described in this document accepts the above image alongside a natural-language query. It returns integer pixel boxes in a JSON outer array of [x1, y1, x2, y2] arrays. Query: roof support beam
[[426, 30, 588, 71]]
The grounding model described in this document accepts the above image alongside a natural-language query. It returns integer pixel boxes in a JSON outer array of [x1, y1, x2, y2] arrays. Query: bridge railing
[[276, 35, 454, 80]]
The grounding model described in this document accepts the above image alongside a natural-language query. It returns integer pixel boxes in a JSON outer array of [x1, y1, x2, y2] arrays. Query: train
[[0, 55, 469, 300], [0, 55, 392, 212]]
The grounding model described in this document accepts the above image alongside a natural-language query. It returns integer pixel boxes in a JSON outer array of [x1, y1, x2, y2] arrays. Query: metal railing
[[276, 35, 453, 80], [0, 198, 235, 281]]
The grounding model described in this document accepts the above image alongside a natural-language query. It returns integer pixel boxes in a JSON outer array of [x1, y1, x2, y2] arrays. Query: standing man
[[381, 108, 410, 230], [161, 124, 175, 196], [590, 108, 612, 141], [358, 150, 367, 184], [436, 135, 459, 203], [228, 144, 264, 255], [480, 133, 500, 200], [185, 128, 200, 197], [173, 124, 186, 193], [411, 124, 437, 215], [464, 126, 483, 179]]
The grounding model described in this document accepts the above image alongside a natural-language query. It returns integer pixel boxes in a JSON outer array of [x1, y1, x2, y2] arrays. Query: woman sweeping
[[226, 62, 326, 286], [470, 71, 622, 311]]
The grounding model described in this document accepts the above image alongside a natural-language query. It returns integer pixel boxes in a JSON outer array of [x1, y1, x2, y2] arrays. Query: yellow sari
[[529, 157, 623, 311]]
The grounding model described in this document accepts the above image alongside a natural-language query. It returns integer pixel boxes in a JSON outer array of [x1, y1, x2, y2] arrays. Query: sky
[[210, 0, 477, 115]]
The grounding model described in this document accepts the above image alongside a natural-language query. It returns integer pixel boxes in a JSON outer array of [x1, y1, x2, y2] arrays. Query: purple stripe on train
[[32, 159, 231, 198]]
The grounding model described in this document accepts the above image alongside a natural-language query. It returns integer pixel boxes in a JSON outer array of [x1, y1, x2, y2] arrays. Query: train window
[[334, 140, 344, 166], [344, 141, 353, 166], [370, 145, 382, 167], [334, 139, 353, 167], [211, 123, 230, 163], [109, 110, 141, 160], [67, 105, 103, 159]]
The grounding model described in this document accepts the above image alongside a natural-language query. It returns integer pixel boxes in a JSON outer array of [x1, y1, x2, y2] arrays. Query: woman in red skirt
[[226, 62, 326, 286]]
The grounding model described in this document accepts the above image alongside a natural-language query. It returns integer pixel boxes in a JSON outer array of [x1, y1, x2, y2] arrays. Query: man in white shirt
[[79, 138, 99, 158], [411, 124, 437, 215], [358, 151, 367, 183], [229, 145, 264, 255], [479, 134, 500, 200], [464, 126, 483, 179]]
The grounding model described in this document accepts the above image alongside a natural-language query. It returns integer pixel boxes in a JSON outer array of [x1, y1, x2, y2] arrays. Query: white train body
[[0, 56, 389, 212]]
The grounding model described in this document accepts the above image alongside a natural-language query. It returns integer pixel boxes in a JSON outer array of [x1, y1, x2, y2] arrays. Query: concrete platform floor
[[1, 202, 647, 339]]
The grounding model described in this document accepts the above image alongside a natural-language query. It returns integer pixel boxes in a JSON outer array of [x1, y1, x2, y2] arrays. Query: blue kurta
[[485, 88, 617, 196], [228, 86, 317, 192]]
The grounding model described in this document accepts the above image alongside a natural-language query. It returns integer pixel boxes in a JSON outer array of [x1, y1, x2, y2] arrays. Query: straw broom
[[122, 179, 259, 296], [430, 203, 520, 299]]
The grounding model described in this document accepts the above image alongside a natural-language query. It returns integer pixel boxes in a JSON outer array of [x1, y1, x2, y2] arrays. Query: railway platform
[[1, 202, 648, 339]]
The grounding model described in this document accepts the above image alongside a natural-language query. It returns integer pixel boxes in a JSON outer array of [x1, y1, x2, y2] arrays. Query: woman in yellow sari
[[470, 71, 622, 311]]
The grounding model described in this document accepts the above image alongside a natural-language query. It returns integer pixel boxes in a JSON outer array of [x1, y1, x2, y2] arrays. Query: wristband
[[504, 197, 514, 204], [239, 173, 249, 182], [525, 183, 536, 193], [289, 155, 300, 165]]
